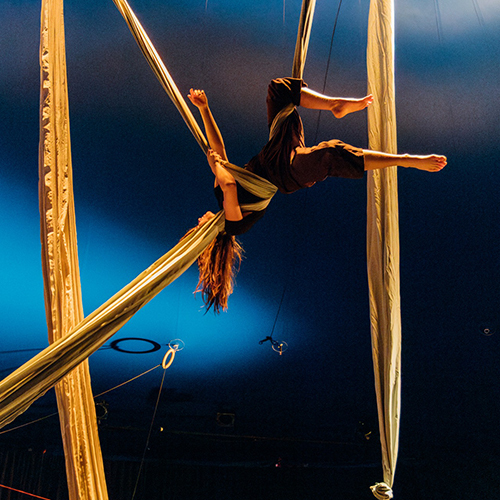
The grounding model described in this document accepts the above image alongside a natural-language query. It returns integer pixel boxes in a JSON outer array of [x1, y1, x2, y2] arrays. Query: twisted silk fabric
[[260, 0, 317, 142], [38, 1, 108, 498], [366, 0, 401, 497], [291, 0, 316, 79]]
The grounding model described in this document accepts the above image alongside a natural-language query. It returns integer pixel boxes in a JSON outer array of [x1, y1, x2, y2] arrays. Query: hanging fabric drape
[[268, 0, 316, 139], [366, 0, 401, 498], [112, 0, 316, 146], [292, 0, 316, 79], [112, 0, 209, 154], [39, 1, 108, 498], [110, 0, 281, 210]]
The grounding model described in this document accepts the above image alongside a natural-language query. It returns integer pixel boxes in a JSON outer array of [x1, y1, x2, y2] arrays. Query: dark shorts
[[288, 139, 365, 192]]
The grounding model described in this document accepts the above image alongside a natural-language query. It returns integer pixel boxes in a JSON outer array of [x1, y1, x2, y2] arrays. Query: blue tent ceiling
[[1, 0, 499, 494]]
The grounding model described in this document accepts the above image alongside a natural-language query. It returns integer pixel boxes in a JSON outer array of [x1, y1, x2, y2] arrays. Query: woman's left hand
[[188, 88, 208, 109]]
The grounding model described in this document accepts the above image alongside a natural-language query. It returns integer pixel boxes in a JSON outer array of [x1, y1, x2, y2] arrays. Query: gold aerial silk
[[111, 0, 209, 154], [269, 0, 316, 138], [39, 1, 108, 498], [366, 0, 401, 498]]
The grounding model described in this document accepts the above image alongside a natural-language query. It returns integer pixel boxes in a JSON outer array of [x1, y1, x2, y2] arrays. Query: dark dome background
[[1, 1, 499, 498]]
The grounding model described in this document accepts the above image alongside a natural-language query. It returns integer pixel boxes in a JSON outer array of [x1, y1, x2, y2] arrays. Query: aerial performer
[[187, 78, 447, 312]]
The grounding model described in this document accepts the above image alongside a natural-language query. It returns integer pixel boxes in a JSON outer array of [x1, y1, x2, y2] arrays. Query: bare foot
[[402, 154, 447, 172], [332, 94, 373, 118]]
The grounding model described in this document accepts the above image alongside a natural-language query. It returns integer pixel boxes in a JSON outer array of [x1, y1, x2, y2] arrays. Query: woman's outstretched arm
[[207, 149, 243, 221], [188, 89, 228, 161]]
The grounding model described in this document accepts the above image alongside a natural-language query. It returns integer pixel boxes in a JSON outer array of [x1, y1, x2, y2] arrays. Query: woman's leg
[[363, 150, 447, 172], [300, 88, 373, 118]]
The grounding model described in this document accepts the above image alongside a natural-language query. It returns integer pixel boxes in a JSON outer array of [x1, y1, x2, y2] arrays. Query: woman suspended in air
[[187, 78, 447, 312]]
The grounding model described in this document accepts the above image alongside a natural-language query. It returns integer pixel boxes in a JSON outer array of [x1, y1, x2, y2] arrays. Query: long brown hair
[[195, 232, 243, 313]]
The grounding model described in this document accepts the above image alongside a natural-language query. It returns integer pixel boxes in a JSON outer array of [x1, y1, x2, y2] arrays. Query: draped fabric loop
[[370, 482, 394, 500], [223, 161, 277, 211], [269, 103, 296, 142]]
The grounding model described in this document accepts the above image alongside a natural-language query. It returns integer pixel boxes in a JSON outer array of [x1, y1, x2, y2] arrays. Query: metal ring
[[168, 339, 185, 351], [162, 348, 176, 369]]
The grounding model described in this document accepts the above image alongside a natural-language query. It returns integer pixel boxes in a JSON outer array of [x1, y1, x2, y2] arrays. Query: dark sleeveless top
[[245, 78, 306, 194], [213, 78, 304, 234], [214, 184, 267, 236]]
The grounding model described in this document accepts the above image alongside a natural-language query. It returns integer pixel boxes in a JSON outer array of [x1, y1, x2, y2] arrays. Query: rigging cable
[[313, 0, 343, 144], [262, 183, 309, 354], [265, 1, 344, 347], [0, 484, 51, 500], [471, 0, 484, 26], [433, 0, 443, 43], [131, 367, 167, 500], [0, 364, 162, 435]]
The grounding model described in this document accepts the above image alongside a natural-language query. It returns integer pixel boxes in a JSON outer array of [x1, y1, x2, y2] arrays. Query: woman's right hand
[[188, 88, 208, 109], [197, 211, 215, 227]]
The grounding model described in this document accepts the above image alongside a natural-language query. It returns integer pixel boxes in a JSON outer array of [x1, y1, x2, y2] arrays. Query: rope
[[0, 412, 58, 436], [0, 348, 45, 355], [321, 0, 343, 94], [263, 181, 311, 352], [0, 483, 51, 500], [270, 287, 287, 339], [1, 365, 162, 435], [93, 364, 161, 398]]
